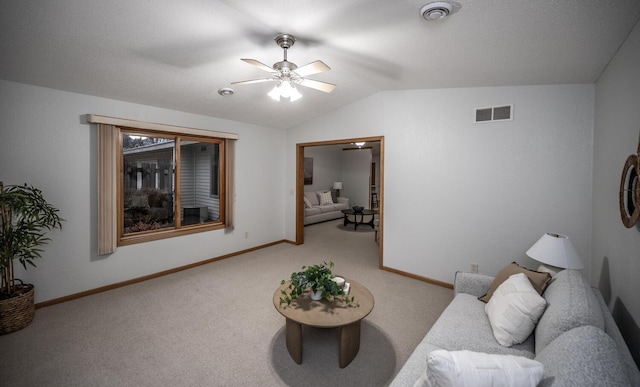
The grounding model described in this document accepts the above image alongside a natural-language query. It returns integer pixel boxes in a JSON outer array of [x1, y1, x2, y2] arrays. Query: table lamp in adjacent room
[[526, 232, 583, 276], [333, 181, 343, 197]]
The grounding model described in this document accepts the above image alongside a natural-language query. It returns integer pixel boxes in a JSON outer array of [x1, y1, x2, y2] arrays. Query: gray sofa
[[391, 269, 640, 386], [303, 190, 349, 225]]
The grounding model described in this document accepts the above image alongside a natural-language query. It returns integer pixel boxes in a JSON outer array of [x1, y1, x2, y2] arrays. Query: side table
[[341, 209, 377, 230]]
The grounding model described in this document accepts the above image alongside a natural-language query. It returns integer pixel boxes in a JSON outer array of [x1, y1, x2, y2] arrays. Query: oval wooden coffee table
[[273, 280, 374, 368]]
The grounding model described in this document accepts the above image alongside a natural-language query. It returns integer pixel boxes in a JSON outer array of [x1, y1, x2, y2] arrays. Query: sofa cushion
[[304, 207, 321, 216], [334, 201, 348, 211], [534, 269, 604, 354], [479, 262, 551, 303], [304, 191, 319, 206], [303, 197, 312, 208], [415, 350, 544, 387], [318, 191, 333, 205], [535, 325, 631, 387], [316, 204, 336, 213], [425, 293, 535, 358], [485, 273, 547, 347]]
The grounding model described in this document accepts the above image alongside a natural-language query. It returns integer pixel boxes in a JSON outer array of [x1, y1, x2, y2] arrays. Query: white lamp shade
[[526, 233, 583, 270], [289, 85, 303, 101], [281, 81, 295, 97], [333, 182, 343, 190], [267, 85, 281, 101]]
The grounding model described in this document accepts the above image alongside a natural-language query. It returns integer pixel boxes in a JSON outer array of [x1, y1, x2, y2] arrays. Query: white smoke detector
[[420, 1, 461, 21]]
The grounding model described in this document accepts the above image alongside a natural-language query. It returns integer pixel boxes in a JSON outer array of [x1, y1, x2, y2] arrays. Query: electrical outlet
[[244, 232, 248, 239], [470, 263, 478, 273]]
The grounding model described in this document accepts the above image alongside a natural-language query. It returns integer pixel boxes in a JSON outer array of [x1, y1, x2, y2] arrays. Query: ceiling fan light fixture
[[279, 80, 295, 97], [268, 85, 281, 101], [232, 33, 334, 99], [268, 81, 303, 102]]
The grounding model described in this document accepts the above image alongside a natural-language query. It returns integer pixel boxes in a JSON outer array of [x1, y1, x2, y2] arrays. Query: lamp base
[[536, 264, 563, 277]]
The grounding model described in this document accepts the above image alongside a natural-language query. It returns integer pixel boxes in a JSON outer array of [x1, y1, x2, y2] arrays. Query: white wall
[[303, 145, 373, 207], [341, 149, 371, 208], [593, 20, 640, 324], [303, 145, 342, 192], [0, 80, 286, 303], [0, 79, 597, 307], [286, 85, 594, 285]]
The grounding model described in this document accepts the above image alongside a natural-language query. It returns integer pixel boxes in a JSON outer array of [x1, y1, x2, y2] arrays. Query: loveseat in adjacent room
[[303, 190, 349, 225]]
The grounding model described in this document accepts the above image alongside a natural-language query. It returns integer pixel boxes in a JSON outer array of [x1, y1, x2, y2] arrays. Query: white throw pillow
[[414, 350, 544, 387], [485, 272, 547, 347], [319, 191, 333, 205], [303, 197, 312, 208]]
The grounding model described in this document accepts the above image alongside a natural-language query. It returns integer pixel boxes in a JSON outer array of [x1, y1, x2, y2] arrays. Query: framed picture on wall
[[304, 157, 313, 185]]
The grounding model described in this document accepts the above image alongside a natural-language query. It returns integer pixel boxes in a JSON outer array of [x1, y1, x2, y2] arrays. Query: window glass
[[122, 133, 175, 234], [121, 132, 223, 238], [179, 140, 221, 226]]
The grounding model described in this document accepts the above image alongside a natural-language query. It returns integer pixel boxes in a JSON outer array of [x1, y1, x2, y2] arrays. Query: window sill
[[118, 222, 226, 246]]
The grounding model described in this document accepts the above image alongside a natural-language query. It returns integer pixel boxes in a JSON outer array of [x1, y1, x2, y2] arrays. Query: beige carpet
[[0, 219, 453, 386]]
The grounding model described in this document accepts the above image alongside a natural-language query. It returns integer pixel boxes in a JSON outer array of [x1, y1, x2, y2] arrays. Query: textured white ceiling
[[1, 0, 639, 129]]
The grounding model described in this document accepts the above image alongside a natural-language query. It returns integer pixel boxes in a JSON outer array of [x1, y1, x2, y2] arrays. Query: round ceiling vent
[[218, 87, 234, 97], [420, 1, 461, 21]]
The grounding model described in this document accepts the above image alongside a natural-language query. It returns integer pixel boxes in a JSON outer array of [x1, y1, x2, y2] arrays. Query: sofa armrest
[[454, 272, 495, 297], [337, 197, 349, 206], [592, 288, 640, 385]]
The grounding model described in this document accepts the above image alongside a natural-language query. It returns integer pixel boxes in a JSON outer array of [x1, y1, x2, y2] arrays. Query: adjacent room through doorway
[[295, 137, 384, 269]]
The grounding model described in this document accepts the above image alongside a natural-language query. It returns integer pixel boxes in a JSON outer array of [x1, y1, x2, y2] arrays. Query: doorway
[[295, 137, 384, 269]]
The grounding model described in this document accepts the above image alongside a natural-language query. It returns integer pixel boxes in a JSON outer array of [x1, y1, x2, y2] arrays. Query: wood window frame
[[88, 114, 238, 254]]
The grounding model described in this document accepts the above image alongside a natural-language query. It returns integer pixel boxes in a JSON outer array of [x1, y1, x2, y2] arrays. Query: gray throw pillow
[[479, 262, 551, 303]]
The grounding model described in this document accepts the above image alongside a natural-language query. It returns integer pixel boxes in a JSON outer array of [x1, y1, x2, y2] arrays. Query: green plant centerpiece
[[0, 182, 63, 334], [279, 261, 356, 307]]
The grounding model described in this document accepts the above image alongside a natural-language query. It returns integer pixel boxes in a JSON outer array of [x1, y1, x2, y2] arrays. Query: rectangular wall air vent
[[475, 104, 513, 123]]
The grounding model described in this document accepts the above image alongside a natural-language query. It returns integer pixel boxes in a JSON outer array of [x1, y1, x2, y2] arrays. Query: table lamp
[[526, 232, 583, 276], [333, 181, 343, 197]]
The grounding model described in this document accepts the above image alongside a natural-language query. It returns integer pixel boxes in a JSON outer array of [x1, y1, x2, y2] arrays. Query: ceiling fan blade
[[293, 60, 331, 77], [299, 78, 336, 93], [231, 78, 276, 85], [240, 58, 276, 73]]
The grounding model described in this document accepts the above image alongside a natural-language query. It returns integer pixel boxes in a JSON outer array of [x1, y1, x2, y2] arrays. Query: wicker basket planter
[[0, 283, 35, 335]]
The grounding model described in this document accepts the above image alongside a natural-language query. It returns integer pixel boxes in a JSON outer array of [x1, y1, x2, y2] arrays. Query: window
[[121, 131, 225, 239], [89, 115, 237, 253]]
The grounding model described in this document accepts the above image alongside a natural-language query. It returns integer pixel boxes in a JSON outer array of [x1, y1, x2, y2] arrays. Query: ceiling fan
[[231, 33, 336, 101]]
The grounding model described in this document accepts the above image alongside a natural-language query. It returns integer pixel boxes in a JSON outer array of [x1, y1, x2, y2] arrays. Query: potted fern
[[0, 182, 63, 334], [279, 261, 356, 307]]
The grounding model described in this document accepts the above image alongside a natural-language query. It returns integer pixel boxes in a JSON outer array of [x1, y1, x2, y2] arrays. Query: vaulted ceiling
[[1, 1, 639, 129]]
